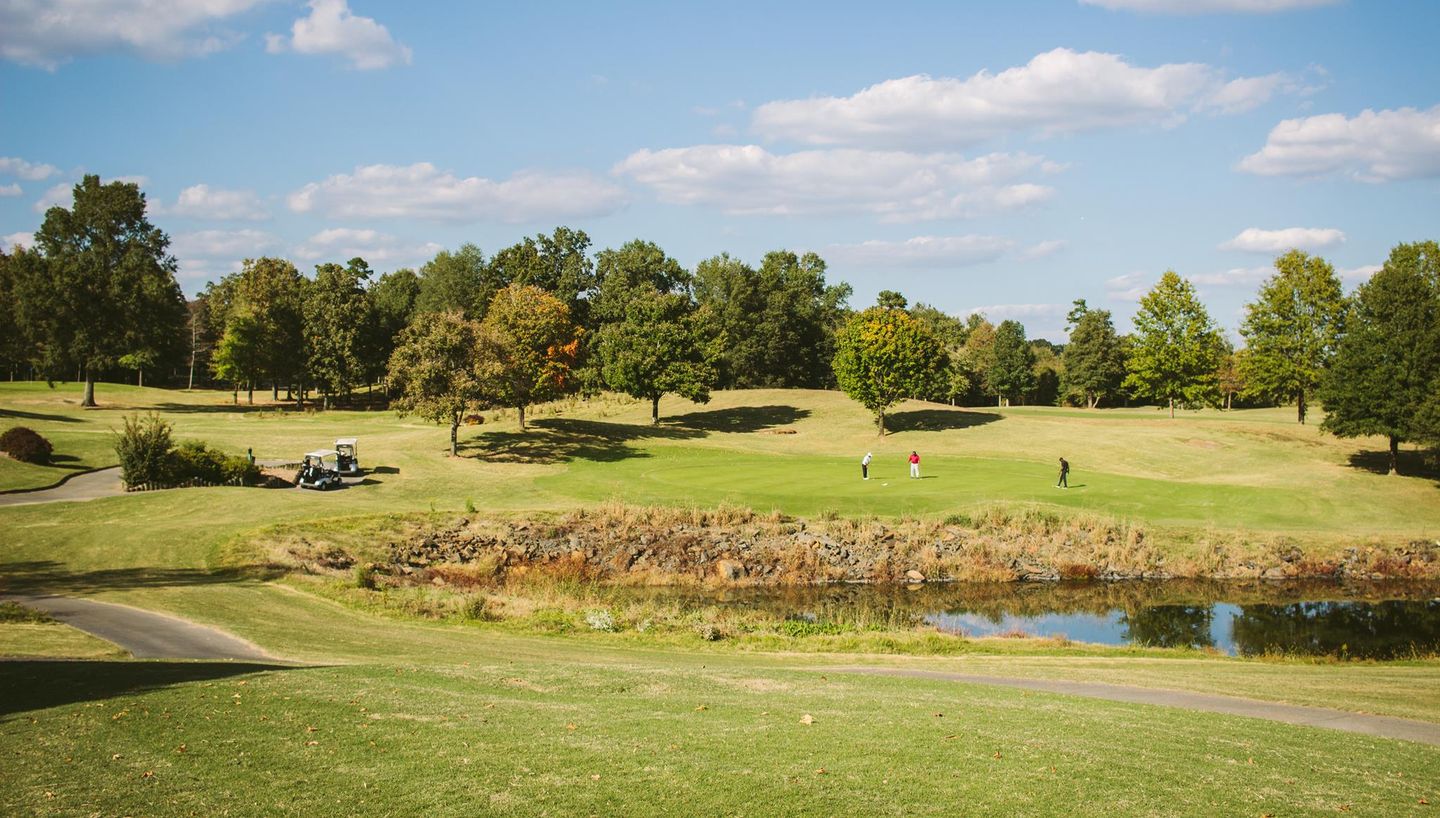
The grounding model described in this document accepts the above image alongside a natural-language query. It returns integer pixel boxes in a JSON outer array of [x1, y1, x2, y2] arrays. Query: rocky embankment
[[382, 513, 1440, 584]]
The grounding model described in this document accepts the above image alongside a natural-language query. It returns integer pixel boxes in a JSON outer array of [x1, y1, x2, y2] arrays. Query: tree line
[[1, 176, 1436, 472]]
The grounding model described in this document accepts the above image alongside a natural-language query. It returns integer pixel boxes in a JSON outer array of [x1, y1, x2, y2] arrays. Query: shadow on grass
[[150, 402, 297, 415], [465, 416, 704, 464], [0, 407, 82, 424], [0, 660, 311, 717], [664, 404, 811, 433], [887, 407, 1004, 433], [370, 466, 399, 475], [1346, 449, 1440, 481], [0, 561, 282, 596]]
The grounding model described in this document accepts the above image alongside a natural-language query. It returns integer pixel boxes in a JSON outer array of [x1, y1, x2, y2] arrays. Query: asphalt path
[[0, 467, 123, 507], [3, 594, 275, 661], [826, 666, 1440, 747]]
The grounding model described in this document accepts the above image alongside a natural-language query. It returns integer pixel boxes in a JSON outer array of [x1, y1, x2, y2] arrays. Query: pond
[[634, 579, 1440, 658]]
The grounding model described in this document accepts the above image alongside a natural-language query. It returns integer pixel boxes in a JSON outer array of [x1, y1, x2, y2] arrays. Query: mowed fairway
[[3, 382, 1440, 815]]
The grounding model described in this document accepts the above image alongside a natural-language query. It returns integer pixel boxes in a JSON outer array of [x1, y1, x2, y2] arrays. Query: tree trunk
[[518, 405, 527, 431], [651, 396, 660, 426], [273, 381, 279, 401], [1168, 397, 1175, 418], [80, 367, 96, 407], [1297, 392, 1307, 424], [997, 395, 1003, 407], [188, 320, 196, 390], [137, 368, 143, 388], [450, 412, 460, 456], [247, 382, 254, 405], [876, 408, 886, 436], [1388, 435, 1400, 475]]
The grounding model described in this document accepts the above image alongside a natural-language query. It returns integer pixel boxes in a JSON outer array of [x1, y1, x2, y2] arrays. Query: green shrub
[[114, 413, 173, 486], [170, 440, 226, 483], [0, 427, 53, 464], [354, 564, 378, 590]]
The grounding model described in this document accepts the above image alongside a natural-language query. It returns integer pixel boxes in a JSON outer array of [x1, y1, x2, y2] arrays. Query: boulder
[[904, 569, 926, 583], [716, 559, 746, 581]]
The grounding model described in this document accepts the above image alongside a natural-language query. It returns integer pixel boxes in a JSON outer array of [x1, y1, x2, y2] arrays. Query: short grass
[[4, 381, 1440, 815]]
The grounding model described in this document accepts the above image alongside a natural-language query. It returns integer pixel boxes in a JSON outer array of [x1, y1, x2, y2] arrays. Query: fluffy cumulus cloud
[[1238, 105, 1440, 181], [824, 235, 1015, 268], [169, 228, 282, 282], [1080, 0, 1339, 12], [614, 146, 1056, 221], [1220, 227, 1345, 253], [1339, 264, 1380, 283], [0, 183, 20, 197], [2, 231, 34, 251], [1190, 265, 1272, 287], [750, 48, 1294, 150], [0, 0, 266, 69], [966, 303, 1071, 321], [0, 156, 60, 181], [293, 227, 442, 266], [265, 0, 411, 70], [288, 162, 627, 223], [160, 184, 269, 220]]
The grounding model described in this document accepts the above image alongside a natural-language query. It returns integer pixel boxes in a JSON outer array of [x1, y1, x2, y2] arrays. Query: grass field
[[2, 380, 1438, 815]]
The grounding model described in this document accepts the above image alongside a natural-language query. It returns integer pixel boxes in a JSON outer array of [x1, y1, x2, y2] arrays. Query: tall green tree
[[480, 284, 582, 430], [388, 311, 501, 456], [367, 268, 420, 391], [488, 227, 596, 328], [14, 175, 186, 406], [304, 258, 373, 408], [592, 239, 690, 325], [1061, 299, 1126, 408], [832, 303, 947, 435], [210, 309, 267, 404], [1239, 250, 1346, 423], [1319, 241, 1440, 475], [0, 249, 37, 378], [597, 287, 716, 425], [1124, 271, 1225, 417], [230, 257, 307, 400], [415, 243, 490, 319], [692, 253, 762, 388], [988, 319, 1037, 406]]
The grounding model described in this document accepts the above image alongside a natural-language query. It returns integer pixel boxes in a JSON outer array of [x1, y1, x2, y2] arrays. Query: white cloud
[[965, 303, 1070, 320], [2, 231, 34, 251], [1081, 0, 1340, 12], [171, 228, 281, 259], [160, 184, 269, 220], [0, 0, 267, 69], [1239, 106, 1440, 181], [293, 227, 443, 267], [266, 0, 410, 70], [1339, 264, 1380, 283], [750, 48, 1294, 150], [0, 183, 20, 197], [33, 182, 72, 212], [1220, 227, 1345, 253], [289, 162, 627, 223], [1017, 239, 1067, 261], [1190, 265, 1272, 287], [0, 157, 60, 181], [614, 145, 1055, 221], [825, 235, 1015, 268], [1105, 271, 1153, 302]]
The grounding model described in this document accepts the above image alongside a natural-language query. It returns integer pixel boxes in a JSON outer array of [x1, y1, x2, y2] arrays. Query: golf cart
[[295, 450, 343, 491], [334, 438, 361, 476]]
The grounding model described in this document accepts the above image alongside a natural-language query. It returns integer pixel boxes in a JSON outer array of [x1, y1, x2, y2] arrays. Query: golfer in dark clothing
[[1057, 457, 1069, 488]]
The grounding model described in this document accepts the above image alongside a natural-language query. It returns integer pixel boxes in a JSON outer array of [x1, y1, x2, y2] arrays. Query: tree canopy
[[388, 310, 501, 456], [14, 175, 186, 406], [1239, 250, 1346, 423], [1319, 241, 1440, 474], [597, 287, 716, 425], [1061, 300, 1126, 408], [988, 319, 1037, 406], [832, 303, 947, 435], [1124, 271, 1225, 417], [480, 283, 582, 429]]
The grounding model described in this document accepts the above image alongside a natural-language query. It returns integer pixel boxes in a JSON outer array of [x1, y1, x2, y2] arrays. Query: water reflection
[[620, 579, 1440, 658]]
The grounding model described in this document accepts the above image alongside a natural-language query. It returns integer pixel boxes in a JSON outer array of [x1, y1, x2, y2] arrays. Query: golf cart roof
[[305, 449, 337, 458], [335, 438, 358, 446]]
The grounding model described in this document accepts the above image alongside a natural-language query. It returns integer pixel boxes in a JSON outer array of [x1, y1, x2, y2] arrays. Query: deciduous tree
[[304, 258, 372, 408], [832, 303, 947, 435], [597, 287, 716, 425], [988, 319, 1037, 406], [1239, 250, 1346, 423], [1124, 271, 1225, 417], [1320, 241, 1440, 474], [480, 284, 582, 430], [1061, 300, 1126, 408], [388, 311, 501, 456]]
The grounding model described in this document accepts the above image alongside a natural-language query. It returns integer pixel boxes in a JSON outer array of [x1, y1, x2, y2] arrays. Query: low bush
[[115, 413, 173, 486], [0, 426, 53, 464]]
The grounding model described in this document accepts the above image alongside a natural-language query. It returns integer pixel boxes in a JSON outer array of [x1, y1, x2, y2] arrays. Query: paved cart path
[[3, 594, 276, 661], [825, 666, 1440, 747], [0, 467, 123, 507]]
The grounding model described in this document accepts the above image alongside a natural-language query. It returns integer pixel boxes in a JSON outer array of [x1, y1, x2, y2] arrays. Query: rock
[[905, 569, 926, 583], [716, 559, 746, 581]]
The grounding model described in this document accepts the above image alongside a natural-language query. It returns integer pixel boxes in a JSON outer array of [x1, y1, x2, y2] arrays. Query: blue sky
[[2, 0, 1437, 340]]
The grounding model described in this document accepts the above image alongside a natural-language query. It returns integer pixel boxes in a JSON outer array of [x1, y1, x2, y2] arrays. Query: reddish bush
[[0, 426, 53, 464]]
